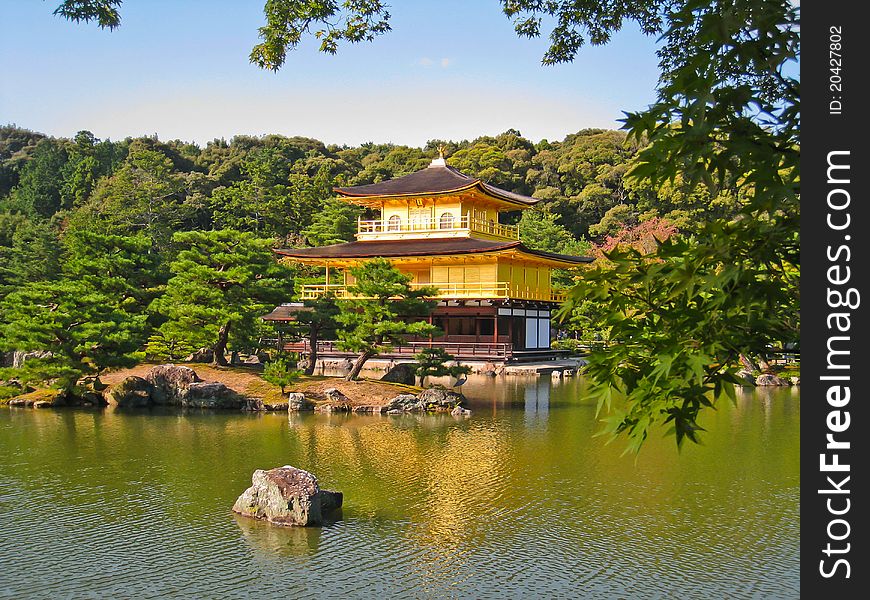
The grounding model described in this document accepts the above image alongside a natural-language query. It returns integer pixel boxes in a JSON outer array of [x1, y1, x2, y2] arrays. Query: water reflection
[[523, 377, 550, 426], [233, 513, 327, 557], [0, 375, 799, 599]]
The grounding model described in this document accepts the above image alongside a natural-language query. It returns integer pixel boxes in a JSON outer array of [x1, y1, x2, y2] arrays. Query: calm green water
[[0, 376, 799, 599]]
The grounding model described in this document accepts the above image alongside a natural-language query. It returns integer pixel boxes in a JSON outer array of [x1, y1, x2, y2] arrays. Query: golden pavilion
[[273, 155, 593, 361]]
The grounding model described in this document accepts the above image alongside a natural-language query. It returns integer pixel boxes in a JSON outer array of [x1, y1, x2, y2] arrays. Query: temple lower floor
[[277, 300, 567, 362]]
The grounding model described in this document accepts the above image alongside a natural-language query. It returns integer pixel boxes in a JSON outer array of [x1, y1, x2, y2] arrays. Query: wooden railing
[[357, 215, 519, 239], [286, 339, 514, 359], [300, 282, 565, 302]]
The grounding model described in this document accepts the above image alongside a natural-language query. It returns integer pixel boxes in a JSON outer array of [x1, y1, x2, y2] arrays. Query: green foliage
[[0, 229, 158, 388], [336, 259, 439, 379], [8, 139, 68, 218], [149, 229, 293, 364], [302, 197, 361, 246], [63, 229, 159, 306], [414, 348, 470, 388], [550, 338, 597, 354], [76, 141, 199, 251], [144, 332, 195, 362], [250, 0, 392, 69], [0, 248, 149, 388], [518, 208, 590, 256], [518, 208, 591, 288], [559, 0, 799, 451], [262, 356, 302, 394], [0, 213, 61, 298], [210, 148, 332, 241], [53, 0, 122, 29], [0, 125, 47, 196], [503, 1, 665, 65]]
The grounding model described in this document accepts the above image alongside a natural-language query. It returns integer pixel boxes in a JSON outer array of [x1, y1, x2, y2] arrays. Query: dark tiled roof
[[335, 164, 538, 206], [261, 303, 310, 321], [275, 238, 593, 264], [522, 247, 594, 264], [276, 238, 518, 259]]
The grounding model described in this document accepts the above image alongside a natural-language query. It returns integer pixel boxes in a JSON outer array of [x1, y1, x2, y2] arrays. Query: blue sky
[[1, 1, 662, 147]]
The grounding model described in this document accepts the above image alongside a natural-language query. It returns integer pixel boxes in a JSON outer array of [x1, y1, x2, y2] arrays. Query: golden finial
[[430, 144, 448, 167]]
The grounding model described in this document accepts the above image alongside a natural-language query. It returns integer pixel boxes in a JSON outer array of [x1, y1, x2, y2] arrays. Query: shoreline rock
[[232, 465, 343, 527], [756, 373, 789, 386], [380, 363, 417, 386]]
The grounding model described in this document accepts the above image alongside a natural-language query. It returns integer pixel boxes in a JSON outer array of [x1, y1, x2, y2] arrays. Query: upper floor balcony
[[356, 215, 519, 241], [299, 282, 566, 303]]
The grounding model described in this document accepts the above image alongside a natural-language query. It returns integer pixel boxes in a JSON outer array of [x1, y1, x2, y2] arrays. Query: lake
[[0, 375, 799, 599]]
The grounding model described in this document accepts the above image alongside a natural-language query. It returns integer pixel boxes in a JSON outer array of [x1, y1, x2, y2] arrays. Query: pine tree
[[294, 294, 340, 375], [302, 198, 361, 246], [414, 347, 470, 388], [336, 259, 439, 380], [149, 229, 292, 365]]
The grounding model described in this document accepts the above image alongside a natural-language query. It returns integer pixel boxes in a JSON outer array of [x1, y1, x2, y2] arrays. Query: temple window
[[439, 212, 455, 229], [387, 215, 402, 231]]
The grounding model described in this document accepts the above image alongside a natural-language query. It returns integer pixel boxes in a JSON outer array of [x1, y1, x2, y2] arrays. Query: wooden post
[[508, 317, 514, 351]]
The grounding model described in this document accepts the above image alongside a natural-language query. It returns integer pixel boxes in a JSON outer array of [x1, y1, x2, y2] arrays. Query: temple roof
[[275, 238, 593, 265], [262, 303, 310, 321], [334, 161, 539, 207]]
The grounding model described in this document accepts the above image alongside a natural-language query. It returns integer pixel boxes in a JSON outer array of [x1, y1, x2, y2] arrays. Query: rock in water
[[380, 363, 417, 385], [232, 466, 343, 527]]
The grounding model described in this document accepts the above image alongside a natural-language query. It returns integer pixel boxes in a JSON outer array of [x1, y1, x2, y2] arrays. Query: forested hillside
[[0, 124, 744, 389]]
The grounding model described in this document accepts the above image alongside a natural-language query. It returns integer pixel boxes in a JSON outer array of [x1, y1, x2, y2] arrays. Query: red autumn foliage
[[593, 217, 678, 258]]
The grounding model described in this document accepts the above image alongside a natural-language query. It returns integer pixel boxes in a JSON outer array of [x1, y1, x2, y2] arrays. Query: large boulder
[[323, 388, 350, 403], [182, 381, 244, 409], [146, 364, 201, 405], [380, 363, 417, 385], [105, 376, 153, 407], [418, 387, 465, 411], [185, 348, 214, 363], [314, 388, 352, 413], [232, 465, 343, 527], [386, 394, 422, 412]]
